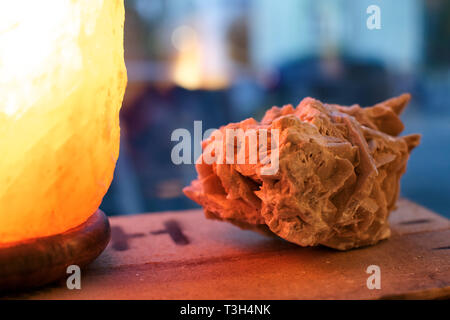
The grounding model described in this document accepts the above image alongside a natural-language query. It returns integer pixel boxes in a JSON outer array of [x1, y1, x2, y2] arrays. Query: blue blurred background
[[101, 0, 450, 218]]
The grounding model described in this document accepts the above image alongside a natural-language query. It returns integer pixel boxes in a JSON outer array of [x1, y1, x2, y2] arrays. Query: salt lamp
[[0, 0, 126, 290]]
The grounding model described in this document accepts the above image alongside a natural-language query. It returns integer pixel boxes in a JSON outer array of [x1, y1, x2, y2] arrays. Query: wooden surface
[[5, 198, 450, 299], [0, 210, 110, 293]]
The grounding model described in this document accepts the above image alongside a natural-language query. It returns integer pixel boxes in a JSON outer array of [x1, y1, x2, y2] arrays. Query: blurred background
[[100, 0, 450, 218]]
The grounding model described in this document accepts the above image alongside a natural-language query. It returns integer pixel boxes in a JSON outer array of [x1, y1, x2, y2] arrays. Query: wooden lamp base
[[0, 210, 110, 292]]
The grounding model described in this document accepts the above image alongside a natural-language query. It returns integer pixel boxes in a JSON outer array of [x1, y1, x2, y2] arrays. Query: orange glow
[[171, 25, 229, 90], [0, 0, 127, 244]]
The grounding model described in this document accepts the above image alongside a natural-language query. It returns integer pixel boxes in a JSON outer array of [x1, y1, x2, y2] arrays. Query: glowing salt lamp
[[0, 0, 126, 290]]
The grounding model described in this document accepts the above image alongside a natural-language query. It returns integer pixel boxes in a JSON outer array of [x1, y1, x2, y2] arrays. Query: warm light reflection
[[171, 25, 229, 90]]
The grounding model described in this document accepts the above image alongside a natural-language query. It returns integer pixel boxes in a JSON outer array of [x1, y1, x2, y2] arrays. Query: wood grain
[[3, 199, 449, 299], [0, 210, 110, 292]]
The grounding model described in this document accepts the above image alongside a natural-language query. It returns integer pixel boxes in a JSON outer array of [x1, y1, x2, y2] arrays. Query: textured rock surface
[[0, 0, 127, 243], [184, 94, 420, 250]]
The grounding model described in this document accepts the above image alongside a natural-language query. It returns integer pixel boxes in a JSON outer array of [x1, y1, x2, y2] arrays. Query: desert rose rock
[[184, 94, 420, 250]]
